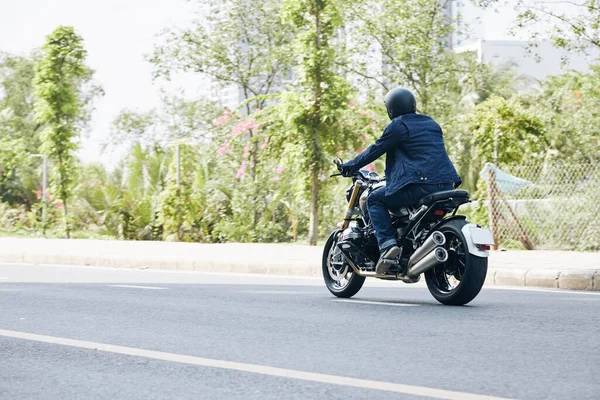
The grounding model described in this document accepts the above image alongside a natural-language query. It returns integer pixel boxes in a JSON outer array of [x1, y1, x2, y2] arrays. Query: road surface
[[0, 263, 598, 399]]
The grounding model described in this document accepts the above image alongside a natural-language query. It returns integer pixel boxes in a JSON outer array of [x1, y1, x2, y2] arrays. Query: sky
[[0, 0, 543, 167], [0, 0, 197, 166]]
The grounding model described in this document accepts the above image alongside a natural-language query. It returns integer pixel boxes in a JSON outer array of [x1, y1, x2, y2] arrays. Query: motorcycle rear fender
[[461, 223, 494, 257]]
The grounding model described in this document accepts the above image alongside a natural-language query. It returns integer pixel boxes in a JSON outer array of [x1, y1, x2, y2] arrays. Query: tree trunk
[[57, 153, 70, 239], [63, 197, 70, 239], [308, 166, 319, 246], [245, 97, 259, 226], [307, 0, 323, 247]]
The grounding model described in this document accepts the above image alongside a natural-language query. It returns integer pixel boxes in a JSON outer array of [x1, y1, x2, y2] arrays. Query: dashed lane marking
[[332, 299, 419, 307], [109, 285, 167, 290]]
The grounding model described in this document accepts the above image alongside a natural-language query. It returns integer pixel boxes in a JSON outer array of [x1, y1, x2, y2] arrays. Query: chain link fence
[[479, 162, 600, 251]]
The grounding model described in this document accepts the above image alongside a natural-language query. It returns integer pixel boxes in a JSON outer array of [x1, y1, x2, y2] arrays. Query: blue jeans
[[367, 183, 454, 250]]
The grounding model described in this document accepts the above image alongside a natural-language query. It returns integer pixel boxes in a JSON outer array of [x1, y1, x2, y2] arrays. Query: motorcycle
[[322, 158, 495, 305]]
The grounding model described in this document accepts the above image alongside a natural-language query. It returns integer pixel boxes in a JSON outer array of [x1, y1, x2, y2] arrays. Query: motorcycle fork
[[342, 180, 363, 230]]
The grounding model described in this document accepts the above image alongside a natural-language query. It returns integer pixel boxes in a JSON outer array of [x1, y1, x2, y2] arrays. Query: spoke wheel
[[425, 219, 488, 306], [430, 231, 467, 293], [326, 242, 353, 291], [322, 230, 365, 298]]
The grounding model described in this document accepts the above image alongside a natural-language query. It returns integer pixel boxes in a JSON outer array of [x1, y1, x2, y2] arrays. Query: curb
[[0, 252, 597, 291]]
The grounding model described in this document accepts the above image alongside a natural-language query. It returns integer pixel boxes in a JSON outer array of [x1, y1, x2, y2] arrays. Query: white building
[[449, 0, 598, 81], [454, 39, 597, 81]]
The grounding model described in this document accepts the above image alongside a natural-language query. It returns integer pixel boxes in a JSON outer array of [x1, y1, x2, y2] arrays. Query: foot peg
[[376, 246, 401, 275]]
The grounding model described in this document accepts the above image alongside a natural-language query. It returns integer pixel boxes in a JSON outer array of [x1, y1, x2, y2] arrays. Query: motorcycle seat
[[417, 190, 470, 207]]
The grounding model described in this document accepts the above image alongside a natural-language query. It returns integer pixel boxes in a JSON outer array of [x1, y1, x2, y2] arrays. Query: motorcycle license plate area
[[469, 227, 495, 245]]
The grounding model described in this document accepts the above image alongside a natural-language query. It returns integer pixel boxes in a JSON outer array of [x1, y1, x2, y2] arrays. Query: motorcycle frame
[[339, 178, 469, 260]]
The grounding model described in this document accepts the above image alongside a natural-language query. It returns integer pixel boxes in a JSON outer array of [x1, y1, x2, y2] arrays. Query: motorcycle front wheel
[[322, 230, 365, 298], [424, 219, 488, 305]]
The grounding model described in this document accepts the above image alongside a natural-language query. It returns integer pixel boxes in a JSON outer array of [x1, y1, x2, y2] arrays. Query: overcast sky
[[0, 0, 198, 166]]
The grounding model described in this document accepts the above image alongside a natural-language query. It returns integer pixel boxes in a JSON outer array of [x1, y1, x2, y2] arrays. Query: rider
[[339, 87, 461, 274]]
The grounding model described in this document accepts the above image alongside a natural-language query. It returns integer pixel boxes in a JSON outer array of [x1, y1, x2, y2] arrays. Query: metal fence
[[481, 162, 600, 251]]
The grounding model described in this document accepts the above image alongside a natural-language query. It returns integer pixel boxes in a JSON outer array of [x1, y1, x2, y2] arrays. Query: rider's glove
[[339, 163, 354, 177]]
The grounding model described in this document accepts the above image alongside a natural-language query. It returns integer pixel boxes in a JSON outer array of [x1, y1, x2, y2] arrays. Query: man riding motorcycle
[[339, 87, 461, 275]]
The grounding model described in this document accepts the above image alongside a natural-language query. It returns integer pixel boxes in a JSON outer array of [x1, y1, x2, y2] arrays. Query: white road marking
[[109, 285, 167, 290], [554, 297, 600, 302], [332, 299, 419, 307], [486, 286, 600, 296], [249, 290, 318, 295], [0, 329, 510, 400]]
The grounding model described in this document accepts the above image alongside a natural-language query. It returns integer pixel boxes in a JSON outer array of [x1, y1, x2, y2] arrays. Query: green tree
[[108, 94, 222, 151], [108, 108, 158, 149], [270, 0, 354, 245], [33, 26, 100, 237], [342, 0, 470, 120], [513, 0, 600, 54], [466, 95, 547, 168], [150, 0, 294, 186], [532, 65, 600, 161], [0, 52, 42, 205]]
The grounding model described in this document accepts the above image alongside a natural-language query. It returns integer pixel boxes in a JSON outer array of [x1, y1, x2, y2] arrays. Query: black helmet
[[384, 87, 416, 120]]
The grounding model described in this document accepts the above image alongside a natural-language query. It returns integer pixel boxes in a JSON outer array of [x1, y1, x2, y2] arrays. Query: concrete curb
[[0, 249, 598, 291]]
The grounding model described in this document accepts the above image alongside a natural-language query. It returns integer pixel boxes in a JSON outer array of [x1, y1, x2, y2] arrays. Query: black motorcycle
[[323, 159, 495, 305]]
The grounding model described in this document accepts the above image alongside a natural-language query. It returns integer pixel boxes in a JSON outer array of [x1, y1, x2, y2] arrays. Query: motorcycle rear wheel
[[424, 219, 488, 305], [322, 230, 365, 298]]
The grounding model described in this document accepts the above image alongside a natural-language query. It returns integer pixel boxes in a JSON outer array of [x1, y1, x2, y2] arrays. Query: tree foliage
[[343, 0, 474, 120], [0, 52, 41, 205], [33, 26, 101, 237], [2, 2, 600, 251], [263, 0, 355, 245], [150, 0, 293, 112], [513, 0, 600, 54], [531, 65, 600, 161]]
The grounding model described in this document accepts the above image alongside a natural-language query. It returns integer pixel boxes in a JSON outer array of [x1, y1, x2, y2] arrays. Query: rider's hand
[[339, 163, 354, 177]]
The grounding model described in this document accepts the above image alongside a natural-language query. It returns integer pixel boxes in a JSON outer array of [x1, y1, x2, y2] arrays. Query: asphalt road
[[0, 264, 598, 400]]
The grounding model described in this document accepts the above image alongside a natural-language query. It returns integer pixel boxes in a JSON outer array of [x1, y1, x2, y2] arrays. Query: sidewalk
[[0, 237, 598, 291]]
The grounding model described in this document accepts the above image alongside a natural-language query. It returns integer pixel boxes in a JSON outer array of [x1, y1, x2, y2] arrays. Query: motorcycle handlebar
[[332, 158, 343, 166]]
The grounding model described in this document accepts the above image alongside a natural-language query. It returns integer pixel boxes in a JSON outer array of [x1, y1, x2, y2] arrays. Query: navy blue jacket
[[343, 113, 461, 196]]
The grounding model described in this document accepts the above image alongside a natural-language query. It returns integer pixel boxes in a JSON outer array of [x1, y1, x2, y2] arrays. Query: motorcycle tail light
[[434, 210, 445, 216], [478, 244, 491, 250]]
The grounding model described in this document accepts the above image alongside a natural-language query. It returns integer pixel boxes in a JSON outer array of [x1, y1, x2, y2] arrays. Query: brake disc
[[328, 247, 349, 281]]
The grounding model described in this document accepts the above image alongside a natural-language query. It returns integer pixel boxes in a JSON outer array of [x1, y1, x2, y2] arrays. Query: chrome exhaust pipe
[[407, 247, 448, 278], [408, 231, 445, 268]]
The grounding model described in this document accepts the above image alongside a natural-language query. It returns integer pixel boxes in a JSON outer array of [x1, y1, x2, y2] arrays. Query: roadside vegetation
[[1, 0, 599, 248]]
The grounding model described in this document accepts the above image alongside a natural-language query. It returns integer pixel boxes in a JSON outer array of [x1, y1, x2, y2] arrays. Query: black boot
[[376, 245, 401, 275]]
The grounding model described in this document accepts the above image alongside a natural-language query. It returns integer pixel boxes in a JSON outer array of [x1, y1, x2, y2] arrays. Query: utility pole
[[31, 154, 49, 234], [42, 156, 48, 234], [170, 139, 187, 242], [176, 143, 181, 187]]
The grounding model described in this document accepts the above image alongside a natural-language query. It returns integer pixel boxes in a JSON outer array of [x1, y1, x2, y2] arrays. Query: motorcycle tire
[[424, 218, 488, 305], [322, 230, 365, 298]]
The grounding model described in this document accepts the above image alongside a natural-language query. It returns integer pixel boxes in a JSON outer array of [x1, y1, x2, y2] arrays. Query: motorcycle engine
[[339, 226, 378, 272], [341, 226, 362, 241]]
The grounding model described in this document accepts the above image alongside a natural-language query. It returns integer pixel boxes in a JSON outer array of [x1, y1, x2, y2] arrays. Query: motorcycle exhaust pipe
[[407, 231, 445, 268], [338, 241, 392, 278], [407, 247, 448, 278]]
